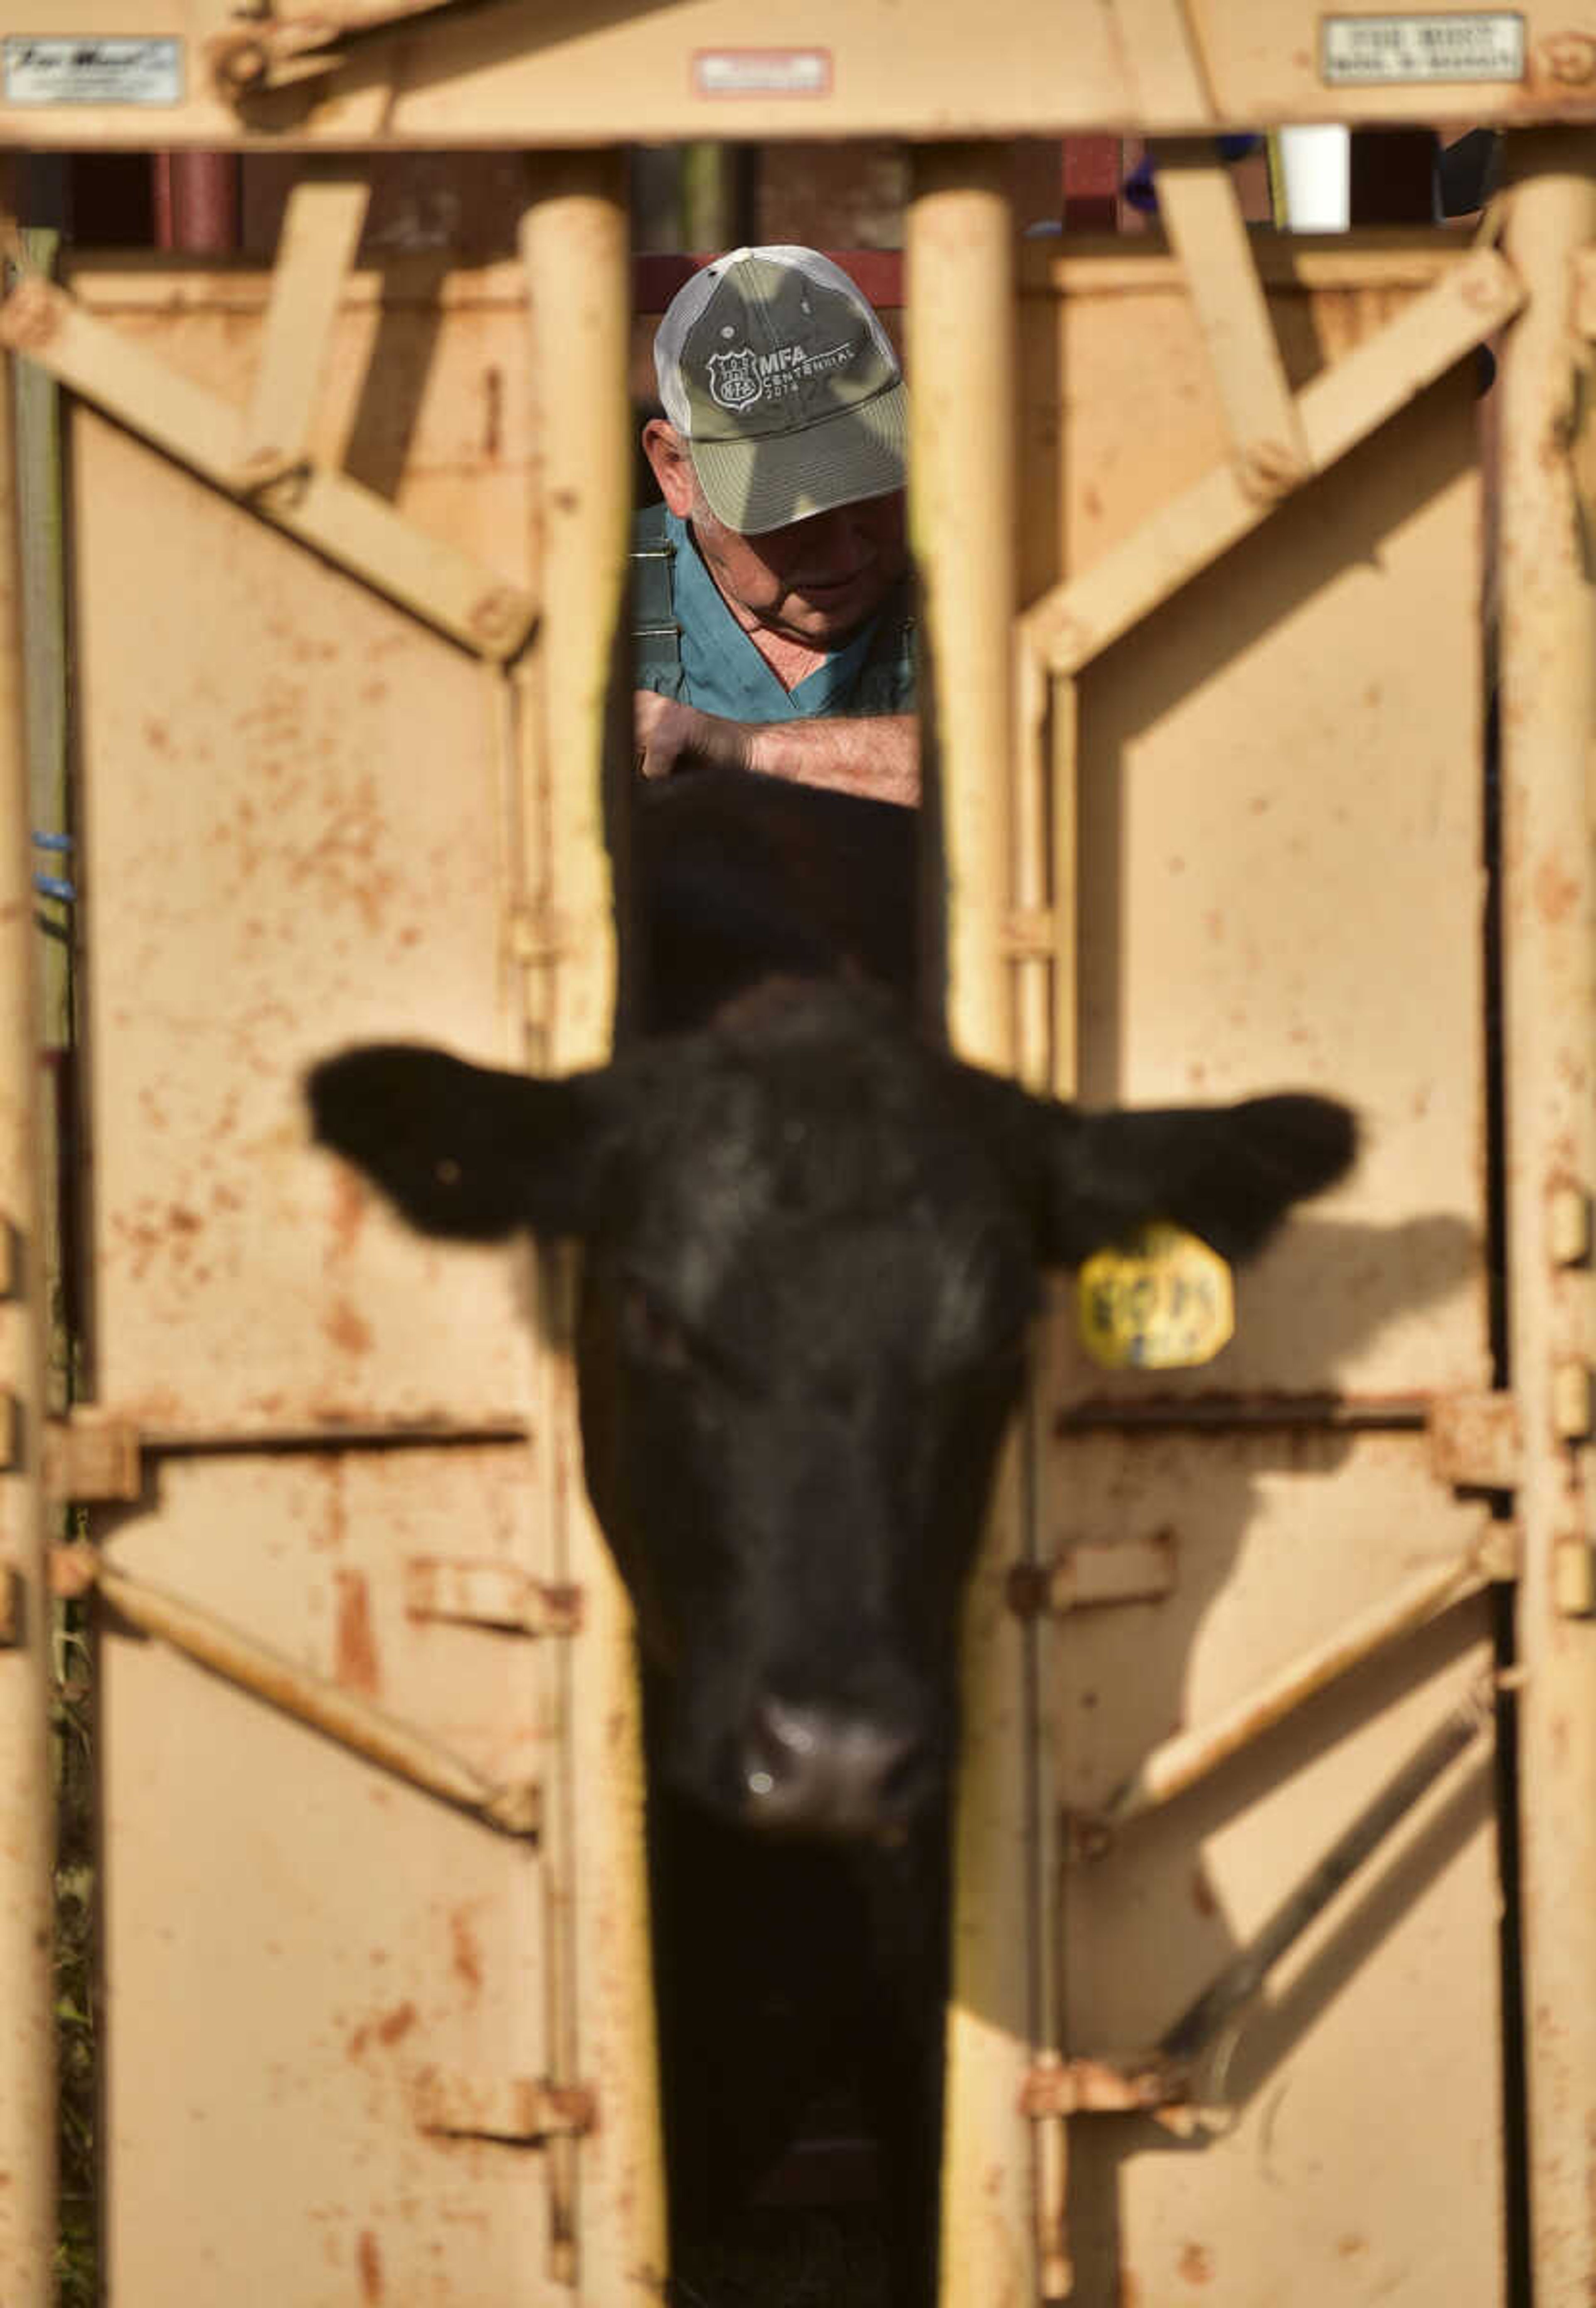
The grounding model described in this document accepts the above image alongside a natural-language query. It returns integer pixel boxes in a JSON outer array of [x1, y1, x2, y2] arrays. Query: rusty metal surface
[[73, 404, 527, 1435], [1032, 285, 1488, 1401], [99, 1447, 553, 2303], [1495, 135, 1596, 2307], [3, 0, 1596, 145], [0, 163, 55, 2300], [69, 249, 661, 2303], [1042, 1426, 1504, 2301]]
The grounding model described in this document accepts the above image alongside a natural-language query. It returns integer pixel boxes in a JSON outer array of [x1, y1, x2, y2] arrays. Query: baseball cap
[[654, 245, 907, 536]]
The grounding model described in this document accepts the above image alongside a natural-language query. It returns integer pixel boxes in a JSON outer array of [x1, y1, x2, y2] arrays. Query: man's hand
[[633, 694, 920, 808], [634, 693, 751, 782]]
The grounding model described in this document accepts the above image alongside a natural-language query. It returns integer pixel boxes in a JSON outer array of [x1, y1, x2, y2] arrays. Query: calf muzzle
[[738, 1694, 933, 1839]]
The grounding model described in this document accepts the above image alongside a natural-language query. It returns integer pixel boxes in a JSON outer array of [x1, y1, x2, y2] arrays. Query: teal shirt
[[634, 506, 915, 719]]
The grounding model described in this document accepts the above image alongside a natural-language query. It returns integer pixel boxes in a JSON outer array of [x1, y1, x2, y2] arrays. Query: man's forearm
[[742, 714, 919, 807]]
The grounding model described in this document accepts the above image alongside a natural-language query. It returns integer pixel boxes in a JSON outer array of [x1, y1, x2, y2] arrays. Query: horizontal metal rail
[[1056, 1391, 1430, 1435]]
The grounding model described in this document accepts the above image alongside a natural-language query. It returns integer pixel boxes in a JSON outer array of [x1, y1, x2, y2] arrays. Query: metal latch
[[1008, 1531, 1176, 1618], [414, 2072, 596, 2145]]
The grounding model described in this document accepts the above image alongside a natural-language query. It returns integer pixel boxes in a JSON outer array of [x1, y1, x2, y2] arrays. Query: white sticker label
[[1322, 13, 1524, 84], [693, 48, 832, 98], [3, 35, 183, 106]]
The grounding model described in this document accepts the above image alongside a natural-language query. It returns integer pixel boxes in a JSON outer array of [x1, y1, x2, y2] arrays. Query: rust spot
[[326, 1166, 367, 1262], [1178, 2242, 1214, 2283], [1117, 2274, 1141, 2308], [1534, 854, 1580, 923], [376, 2001, 416, 2047], [483, 365, 505, 459], [323, 1297, 374, 1357], [334, 1570, 381, 1696], [451, 1907, 485, 1997], [1190, 1863, 1219, 1919], [1337, 2234, 1368, 2259], [315, 1454, 347, 1553], [356, 2227, 384, 2303]]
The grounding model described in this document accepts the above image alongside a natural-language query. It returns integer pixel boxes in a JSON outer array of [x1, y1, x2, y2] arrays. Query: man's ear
[[305, 1044, 619, 1245], [640, 419, 698, 519], [1030, 1091, 1357, 1267]]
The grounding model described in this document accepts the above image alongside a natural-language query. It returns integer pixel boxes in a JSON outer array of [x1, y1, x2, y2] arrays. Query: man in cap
[[633, 245, 919, 807]]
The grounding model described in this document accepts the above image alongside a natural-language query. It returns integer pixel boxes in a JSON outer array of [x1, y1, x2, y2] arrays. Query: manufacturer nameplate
[[1321, 13, 1525, 85], [693, 49, 832, 98], [3, 36, 183, 106]]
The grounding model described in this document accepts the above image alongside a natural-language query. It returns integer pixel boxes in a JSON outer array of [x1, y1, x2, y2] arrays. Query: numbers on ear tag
[[1076, 1221, 1235, 1372]]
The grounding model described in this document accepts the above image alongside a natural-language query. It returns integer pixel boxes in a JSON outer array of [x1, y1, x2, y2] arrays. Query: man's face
[[690, 490, 909, 647], [642, 421, 908, 648]]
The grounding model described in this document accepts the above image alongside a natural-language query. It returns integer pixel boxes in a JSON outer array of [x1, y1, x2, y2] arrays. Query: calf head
[[308, 983, 1353, 1841]]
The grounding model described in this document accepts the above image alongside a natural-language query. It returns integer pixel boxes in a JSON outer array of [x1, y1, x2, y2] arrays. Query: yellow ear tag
[[1076, 1220, 1235, 1371]]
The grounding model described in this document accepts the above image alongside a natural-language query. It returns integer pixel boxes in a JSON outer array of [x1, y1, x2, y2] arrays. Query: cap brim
[[690, 383, 908, 537]]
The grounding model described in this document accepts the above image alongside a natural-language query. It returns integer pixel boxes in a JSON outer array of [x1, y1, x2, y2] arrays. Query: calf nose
[[740, 1696, 929, 1837]]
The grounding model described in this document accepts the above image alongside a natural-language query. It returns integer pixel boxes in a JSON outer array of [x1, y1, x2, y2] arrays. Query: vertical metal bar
[[907, 144, 1039, 2308], [519, 150, 666, 2303], [1495, 128, 1596, 2307], [150, 153, 240, 254], [0, 159, 57, 2308]]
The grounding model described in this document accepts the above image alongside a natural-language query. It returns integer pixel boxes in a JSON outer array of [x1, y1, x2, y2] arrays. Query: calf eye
[[621, 1280, 692, 1372]]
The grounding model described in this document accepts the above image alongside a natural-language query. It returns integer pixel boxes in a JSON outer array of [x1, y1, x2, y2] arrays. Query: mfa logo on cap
[[705, 338, 859, 411], [707, 348, 762, 409]]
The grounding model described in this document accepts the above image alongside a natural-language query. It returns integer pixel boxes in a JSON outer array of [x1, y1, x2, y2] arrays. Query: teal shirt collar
[[666, 509, 880, 720]]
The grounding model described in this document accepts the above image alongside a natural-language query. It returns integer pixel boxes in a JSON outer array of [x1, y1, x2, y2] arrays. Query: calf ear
[[305, 1043, 616, 1243], [1037, 1091, 1357, 1266]]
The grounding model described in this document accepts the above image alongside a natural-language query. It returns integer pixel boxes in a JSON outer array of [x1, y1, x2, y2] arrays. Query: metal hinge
[[1427, 1391, 1521, 1490]]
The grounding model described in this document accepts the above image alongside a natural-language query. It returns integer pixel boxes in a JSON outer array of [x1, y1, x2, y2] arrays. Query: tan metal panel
[[70, 241, 662, 2303], [72, 409, 530, 1432], [3, 0, 1596, 143], [1024, 272, 1488, 1398], [101, 1449, 550, 2306], [1045, 1429, 1505, 2304]]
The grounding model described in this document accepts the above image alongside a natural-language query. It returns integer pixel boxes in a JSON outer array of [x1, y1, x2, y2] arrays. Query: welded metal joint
[[43, 1410, 142, 1502], [1427, 1389, 1521, 1490], [1020, 2051, 1192, 2121], [413, 2071, 597, 2144]]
